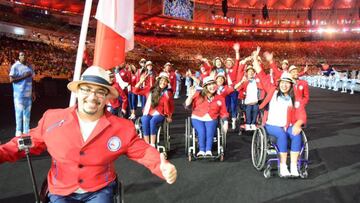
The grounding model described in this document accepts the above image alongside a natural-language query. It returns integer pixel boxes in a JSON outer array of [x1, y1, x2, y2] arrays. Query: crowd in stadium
[[1, 32, 360, 83]]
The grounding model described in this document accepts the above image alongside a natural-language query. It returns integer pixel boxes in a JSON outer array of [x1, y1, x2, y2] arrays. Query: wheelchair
[[39, 176, 124, 203], [184, 117, 226, 161], [251, 126, 309, 179], [134, 117, 171, 159]]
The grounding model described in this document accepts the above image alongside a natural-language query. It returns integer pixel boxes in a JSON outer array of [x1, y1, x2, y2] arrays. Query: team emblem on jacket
[[217, 100, 222, 106], [107, 136, 121, 152], [294, 101, 300, 108], [299, 85, 303, 90]]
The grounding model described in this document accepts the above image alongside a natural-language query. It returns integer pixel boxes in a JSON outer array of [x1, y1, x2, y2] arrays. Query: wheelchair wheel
[[185, 118, 189, 155], [263, 164, 272, 179], [220, 120, 226, 152], [299, 164, 308, 179], [300, 130, 309, 161], [220, 154, 224, 162], [163, 121, 170, 152], [251, 127, 267, 171], [299, 130, 309, 179]]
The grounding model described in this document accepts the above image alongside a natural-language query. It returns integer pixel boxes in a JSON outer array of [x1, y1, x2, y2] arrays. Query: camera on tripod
[[17, 136, 33, 150]]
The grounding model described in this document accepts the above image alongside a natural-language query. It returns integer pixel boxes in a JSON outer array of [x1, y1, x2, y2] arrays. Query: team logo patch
[[107, 136, 121, 152], [217, 100, 222, 106], [295, 101, 300, 108], [256, 78, 260, 82], [299, 85, 303, 90]]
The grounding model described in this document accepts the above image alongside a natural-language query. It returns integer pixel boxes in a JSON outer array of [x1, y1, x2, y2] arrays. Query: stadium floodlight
[[14, 27, 25, 35]]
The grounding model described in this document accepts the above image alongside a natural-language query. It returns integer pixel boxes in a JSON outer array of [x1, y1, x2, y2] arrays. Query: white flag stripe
[[95, 0, 134, 52]]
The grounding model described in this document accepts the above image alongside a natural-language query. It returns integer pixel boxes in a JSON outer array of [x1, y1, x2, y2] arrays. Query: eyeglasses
[[79, 87, 108, 98]]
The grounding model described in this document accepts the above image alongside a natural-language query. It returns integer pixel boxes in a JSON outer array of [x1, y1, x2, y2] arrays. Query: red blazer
[[119, 68, 130, 83], [129, 73, 137, 90], [294, 79, 309, 107], [132, 86, 174, 117], [135, 69, 156, 88], [167, 71, 177, 91], [226, 59, 240, 84], [0, 107, 165, 195], [217, 85, 234, 98], [191, 92, 229, 120], [257, 70, 307, 127], [270, 62, 307, 82], [237, 77, 264, 101], [108, 79, 128, 112], [235, 63, 246, 84]]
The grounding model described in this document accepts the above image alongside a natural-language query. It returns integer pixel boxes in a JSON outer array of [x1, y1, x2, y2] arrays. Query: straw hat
[[67, 66, 118, 98]]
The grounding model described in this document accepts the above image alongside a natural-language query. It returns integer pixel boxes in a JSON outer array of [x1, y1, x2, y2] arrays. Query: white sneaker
[[251, 124, 257, 130], [350, 91, 354, 94], [128, 114, 136, 120], [205, 151, 213, 156], [231, 118, 236, 130], [279, 164, 291, 177], [245, 124, 251, 131], [290, 163, 300, 177], [232, 122, 236, 130], [197, 151, 205, 157]]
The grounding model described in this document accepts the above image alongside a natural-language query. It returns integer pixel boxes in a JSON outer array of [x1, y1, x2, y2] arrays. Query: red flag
[[93, 0, 134, 70]]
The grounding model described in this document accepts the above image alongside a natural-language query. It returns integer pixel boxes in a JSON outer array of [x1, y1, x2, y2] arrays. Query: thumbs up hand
[[159, 153, 177, 184]]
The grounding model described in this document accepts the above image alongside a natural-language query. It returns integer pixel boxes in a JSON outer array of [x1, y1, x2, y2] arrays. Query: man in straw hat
[[0, 66, 177, 202], [289, 65, 309, 108]]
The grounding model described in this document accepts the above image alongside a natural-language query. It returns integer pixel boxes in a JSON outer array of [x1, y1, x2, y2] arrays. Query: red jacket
[[190, 92, 229, 120], [136, 69, 156, 88], [269, 62, 306, 82], [108, 79, 128, 112], [237, 77, 264, 101], [226, 59, 240, 84], [119, 68, 130, 83], [132, 86, 174, 117], [130, 73, 137, 87], [167, 71, 177, 91], [257, 70, 307, 127], [294, 79, 309, 107], [217, 85, 234, 98], [235, 63, 246, 84], [0, 107, 165, 195]]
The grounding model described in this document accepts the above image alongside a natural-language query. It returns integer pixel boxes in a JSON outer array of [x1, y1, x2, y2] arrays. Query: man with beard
[[0, 66, 177, 202]]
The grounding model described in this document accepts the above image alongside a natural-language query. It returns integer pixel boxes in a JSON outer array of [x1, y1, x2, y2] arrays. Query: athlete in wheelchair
[[135, 116, 171, 157], [250, 48, 309, 178], [184, 76, 229, 161], [132, 72, 174, 156]]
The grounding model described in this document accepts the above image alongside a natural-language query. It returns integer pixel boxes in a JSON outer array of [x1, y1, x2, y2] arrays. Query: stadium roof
[[7, 0, 359, 14]]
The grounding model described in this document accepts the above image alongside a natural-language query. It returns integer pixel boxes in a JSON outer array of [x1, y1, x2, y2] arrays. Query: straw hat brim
[[67, 81, 119, 99]]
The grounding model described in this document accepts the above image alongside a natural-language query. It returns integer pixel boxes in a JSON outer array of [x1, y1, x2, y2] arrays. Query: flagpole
[[69, 0, 93, 107]]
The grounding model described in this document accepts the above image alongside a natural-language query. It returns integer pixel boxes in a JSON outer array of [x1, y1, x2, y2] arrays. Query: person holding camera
[[9, 51, 36, 137], [0, 66, 177, 202]]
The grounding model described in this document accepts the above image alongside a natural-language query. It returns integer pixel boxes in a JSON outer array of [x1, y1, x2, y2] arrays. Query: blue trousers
[[128, 92, 137, 110], [265, 124, 302, 153], [14, 97, 32, 136], [48, 181, 116, 203], [245, 104, 259, 125], [226, 91, 239, 118], [141, 115, 165, 136], [140, 95, 146, 109], [191, 119, 218, 152]]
